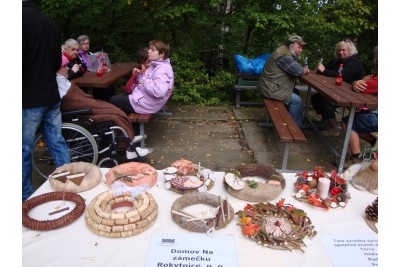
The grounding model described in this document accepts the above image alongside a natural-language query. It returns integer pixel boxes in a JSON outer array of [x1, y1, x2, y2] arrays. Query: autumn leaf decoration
[[276, 198, 285, 213]]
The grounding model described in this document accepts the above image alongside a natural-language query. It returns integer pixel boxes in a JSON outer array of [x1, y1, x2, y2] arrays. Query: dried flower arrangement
[[164, 159, 216, 194], [224, 163, 286, 202], [293, 166, 351, 210], [236, 198, 316, 252]]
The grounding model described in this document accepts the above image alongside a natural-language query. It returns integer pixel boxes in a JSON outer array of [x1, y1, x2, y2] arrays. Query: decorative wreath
[[293, 166, 351, 210], [171, 192, 234, 233], [164, 159, 215, 195], [49, 162, 101, 193], [236, 198, 316, 252], [104, 162, 158, 189], [85, 191, 158, 238], [22, 191, 86, 231], [224, 164, 286, 202]]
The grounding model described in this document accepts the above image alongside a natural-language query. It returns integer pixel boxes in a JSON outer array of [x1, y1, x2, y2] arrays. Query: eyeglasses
[[341, 38, 352, 43], [80, 42, 90, 45]]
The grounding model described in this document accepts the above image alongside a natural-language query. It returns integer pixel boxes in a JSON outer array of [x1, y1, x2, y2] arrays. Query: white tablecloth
[[22, 169, 377, 267]]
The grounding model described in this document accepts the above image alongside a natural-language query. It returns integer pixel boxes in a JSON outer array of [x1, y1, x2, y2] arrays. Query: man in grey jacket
[[257, 35, 310, 127]]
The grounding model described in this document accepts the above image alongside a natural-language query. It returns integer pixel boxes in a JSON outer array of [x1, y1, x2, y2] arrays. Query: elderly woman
[[77, 35, 92, 67], [341, 46, 378, 168], [311, 39, 365, 136], [63, 38, 88, 80]]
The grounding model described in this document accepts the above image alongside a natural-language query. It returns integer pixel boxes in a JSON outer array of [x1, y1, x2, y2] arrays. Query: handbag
[[123, 71, 139, 94]]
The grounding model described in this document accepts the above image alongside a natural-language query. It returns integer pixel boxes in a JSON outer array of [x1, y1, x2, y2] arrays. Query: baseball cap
[[287, 35, 307, 45]]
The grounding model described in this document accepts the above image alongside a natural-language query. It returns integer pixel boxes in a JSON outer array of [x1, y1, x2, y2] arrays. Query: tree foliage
[[37, 0, 378, 105]]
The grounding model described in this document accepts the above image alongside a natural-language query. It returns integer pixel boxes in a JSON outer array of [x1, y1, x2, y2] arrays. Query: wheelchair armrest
[[62, 108, 92, 117]]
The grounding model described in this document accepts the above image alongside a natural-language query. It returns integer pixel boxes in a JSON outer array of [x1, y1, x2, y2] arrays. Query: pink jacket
[[128, 59, 174, 114]]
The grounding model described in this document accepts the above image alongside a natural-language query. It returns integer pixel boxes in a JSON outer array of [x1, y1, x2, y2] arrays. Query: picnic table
[[72, 62, 135, 94], [300, 71, 378, 173]]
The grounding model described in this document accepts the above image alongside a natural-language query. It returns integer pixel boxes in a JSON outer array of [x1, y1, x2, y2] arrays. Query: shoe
[[126, 147, 154, 160], [321, 127, 341, 137], [343, 157, 363, 169], [131, 135, 144, 144]]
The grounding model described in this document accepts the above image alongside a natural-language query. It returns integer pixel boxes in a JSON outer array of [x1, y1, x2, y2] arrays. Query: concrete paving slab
[[31, 104, 358, 191]]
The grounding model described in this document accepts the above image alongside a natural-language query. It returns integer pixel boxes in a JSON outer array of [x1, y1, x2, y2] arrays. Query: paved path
[[32, 104, 351, 190]]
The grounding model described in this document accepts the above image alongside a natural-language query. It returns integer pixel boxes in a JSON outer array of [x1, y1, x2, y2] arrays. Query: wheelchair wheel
[[98, 157, 119, 168], [32, 122, 99, 179]]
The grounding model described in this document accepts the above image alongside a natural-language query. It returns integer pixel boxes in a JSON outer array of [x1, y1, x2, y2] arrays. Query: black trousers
[[311, 92, 336, 121], [109, 94, 140, 134]]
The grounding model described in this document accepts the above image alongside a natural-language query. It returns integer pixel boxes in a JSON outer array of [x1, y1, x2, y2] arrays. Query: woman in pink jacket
[[110, 39, 174, 115]]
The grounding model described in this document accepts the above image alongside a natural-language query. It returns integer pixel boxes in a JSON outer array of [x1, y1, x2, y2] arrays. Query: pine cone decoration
[[365, 198, 378, 222], [336, 192, 348, 203], [296, 176, 307, 185], [338, 183, 348, 192]]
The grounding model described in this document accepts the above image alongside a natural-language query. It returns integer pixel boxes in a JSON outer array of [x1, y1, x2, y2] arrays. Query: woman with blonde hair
[[311, 39, 365, 136]]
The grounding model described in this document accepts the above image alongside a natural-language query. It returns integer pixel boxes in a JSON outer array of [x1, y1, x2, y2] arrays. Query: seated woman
[[311, 39, 365, 136], [122, 47, 151, 94], [56, 55, 151, 159], [110, 39, 174, 115], [342, 46, 378, 169]]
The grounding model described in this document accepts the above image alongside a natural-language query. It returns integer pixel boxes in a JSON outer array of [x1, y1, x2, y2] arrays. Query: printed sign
[[145, 233, 238, 267], [319, 234, 378, 267]]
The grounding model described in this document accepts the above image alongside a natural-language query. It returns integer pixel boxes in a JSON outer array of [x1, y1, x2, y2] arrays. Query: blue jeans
[[22, 101, 71, 201], [288, 92, 303, 127]]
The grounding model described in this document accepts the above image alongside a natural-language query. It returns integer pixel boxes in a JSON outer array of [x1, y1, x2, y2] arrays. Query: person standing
[[257, 35, 310, 127], [22, 0, 71, 201]]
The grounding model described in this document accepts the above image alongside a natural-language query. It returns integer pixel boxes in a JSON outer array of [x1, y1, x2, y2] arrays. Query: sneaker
[[343, 157, 363, 169], [126, 147, 154, 160], [321, 127, 341, 137]]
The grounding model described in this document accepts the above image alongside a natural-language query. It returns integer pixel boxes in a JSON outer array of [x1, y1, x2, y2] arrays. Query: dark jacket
[[22, 1, 61, 108], [63, 52, 89, 80], [319, 55, 365, 84]]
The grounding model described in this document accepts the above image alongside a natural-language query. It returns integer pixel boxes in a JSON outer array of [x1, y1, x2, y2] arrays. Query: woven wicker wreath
[[236, 199, 317, 253], [22, 191, 86, 231], [165, 159, 215, 195], [224, 164, 286, 202], [85, 191, 158, 238], [104, 162, 158, 188], [49, 162, 102, 193], [171, 192, 234, 233]]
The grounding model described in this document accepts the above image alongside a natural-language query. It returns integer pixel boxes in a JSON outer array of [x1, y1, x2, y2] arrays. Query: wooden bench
[[234, 71, 263, 108], [128, 113, 153, 148], [262, 98, 307, 171]]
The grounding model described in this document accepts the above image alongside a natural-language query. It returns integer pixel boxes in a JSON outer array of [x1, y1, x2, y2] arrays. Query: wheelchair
[[32, 108, 139, 179]]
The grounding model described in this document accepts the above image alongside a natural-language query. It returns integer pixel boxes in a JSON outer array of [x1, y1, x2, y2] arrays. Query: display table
[[22, 169, 377, 267]]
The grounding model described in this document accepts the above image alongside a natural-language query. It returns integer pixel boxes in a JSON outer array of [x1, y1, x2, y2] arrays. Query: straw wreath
[[171, 192, 234, 233]]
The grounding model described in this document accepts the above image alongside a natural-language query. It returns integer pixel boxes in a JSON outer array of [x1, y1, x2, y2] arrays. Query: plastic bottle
[[304, 57, 308, 68], [102, 61, 108, 72], [336, 63, 343, 86]]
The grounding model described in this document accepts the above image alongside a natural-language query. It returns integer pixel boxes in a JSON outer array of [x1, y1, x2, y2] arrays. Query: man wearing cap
[[257, 35, 310, 127]]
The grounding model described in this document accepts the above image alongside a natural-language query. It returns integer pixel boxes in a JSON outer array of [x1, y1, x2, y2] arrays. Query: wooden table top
[[299, 72, 377, 109], [71, 62, 135, 88]]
